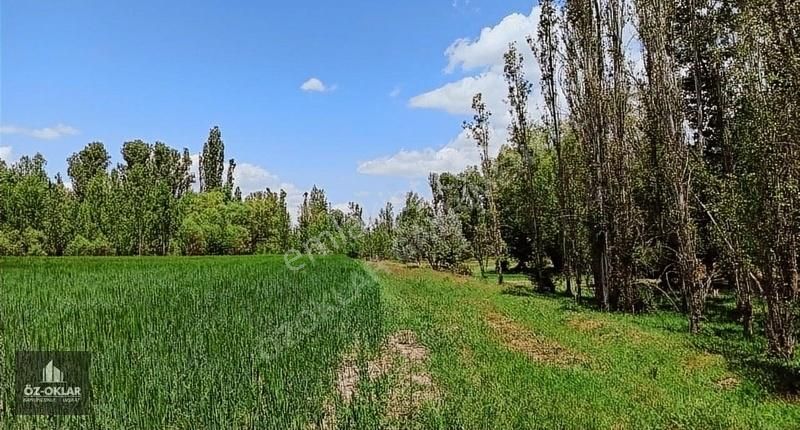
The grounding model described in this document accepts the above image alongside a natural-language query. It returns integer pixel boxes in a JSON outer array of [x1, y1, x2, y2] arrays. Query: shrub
[[0, 229, 22, 256]]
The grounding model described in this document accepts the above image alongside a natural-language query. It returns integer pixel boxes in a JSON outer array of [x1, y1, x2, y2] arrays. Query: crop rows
[[0, 255, 382, 428]]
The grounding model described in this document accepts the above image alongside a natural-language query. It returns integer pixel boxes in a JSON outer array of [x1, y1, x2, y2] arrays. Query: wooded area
[[1, 0, 798, 362]]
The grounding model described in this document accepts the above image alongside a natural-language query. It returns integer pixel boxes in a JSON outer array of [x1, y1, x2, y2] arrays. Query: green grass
[[374, 261, 800, 429], [0, 256, 382, 429], [2, 257, 798, 428]]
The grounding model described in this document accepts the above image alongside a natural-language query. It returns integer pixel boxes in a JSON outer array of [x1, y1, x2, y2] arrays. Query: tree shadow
[[497, 272, 581, 301], [684, 295, 800, 399], [500, 284, 537, 297], [703, 295, 741, 324], [554, 287, 799, 399], [691, 326, 800, 399], [493, 270, 800, 398]]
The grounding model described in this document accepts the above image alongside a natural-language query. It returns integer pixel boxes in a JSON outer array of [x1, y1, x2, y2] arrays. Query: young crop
[[0, 255, 382, 428]]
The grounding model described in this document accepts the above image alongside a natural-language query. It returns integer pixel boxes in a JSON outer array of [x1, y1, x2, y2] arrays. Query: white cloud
[[0, 146, 12, 161], [362, 6, 542, 178], [451, 0, 476, 12], [408, 71, 509, 115], [389, 86, 402, 98], [0, 123, 79, 140], [444, 9, 539, 73], [357, 126, 507, 177], [189, 154, 305, 217], [412, 5, 543, 117], [300, 77, 335, 92]]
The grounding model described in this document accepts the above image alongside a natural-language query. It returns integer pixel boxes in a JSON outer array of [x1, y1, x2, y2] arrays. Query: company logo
[[15, 351, 91, 415], [42, 360, 64, 383]]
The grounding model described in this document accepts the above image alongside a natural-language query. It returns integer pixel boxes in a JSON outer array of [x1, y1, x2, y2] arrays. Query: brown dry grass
[[567, 314, 605, 332], [318, 329, 439, 428], [715, 376, 740, 390], [485, 311, 586, 367], [683, 352, 725, 372], [368, 260, 474, 286]]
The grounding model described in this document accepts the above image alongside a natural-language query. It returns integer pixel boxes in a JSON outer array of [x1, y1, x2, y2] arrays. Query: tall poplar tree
[[199, 126, 225, 192], [464, 93, 507, 284]]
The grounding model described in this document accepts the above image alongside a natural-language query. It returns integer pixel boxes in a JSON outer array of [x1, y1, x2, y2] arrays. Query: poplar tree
[[464, 93, 507, 284], [199, 126, 225, 192]]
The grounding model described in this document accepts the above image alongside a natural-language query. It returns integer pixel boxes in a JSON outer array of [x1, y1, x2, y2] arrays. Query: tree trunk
[[496, 259, 504, 285]]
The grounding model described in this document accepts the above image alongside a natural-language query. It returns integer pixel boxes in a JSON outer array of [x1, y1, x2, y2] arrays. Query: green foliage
[[3, 154, 50, 232], [177, 191, 249, 255], [199, 126, 225, 192], [20, 227, 47, 256], [393, 192, 433, 265], [43, 177, 76, 256], [495, 135, 559, 269], [64, 233, 115, 256], [361, 202, 395, 260], [426, 209, 471, 270], [67, 142, 110, 200], [177, 218, 208, 256], [331, 203, 367, 257], [298, 185, 333, 247], [0, 135, 290, 258], [0, 229, 22, 256], [393, 217, 429, 265], [430, 168, 494, 275], [245, 189, 291, 254], [223, 223, 250, 254], [393, 192, 470, 271]]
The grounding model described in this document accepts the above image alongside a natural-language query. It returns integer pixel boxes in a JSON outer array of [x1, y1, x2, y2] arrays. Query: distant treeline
[[0, 127, 359, 258]]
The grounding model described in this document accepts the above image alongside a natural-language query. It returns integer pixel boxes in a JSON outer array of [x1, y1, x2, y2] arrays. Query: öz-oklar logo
[[15, 351, 91, 415]]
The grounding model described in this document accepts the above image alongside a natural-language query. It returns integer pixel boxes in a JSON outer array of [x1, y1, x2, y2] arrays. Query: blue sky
[[1, 0, 541, 218]]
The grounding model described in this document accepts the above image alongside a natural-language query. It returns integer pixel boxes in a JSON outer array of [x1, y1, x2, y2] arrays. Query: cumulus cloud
[[0, 146, 12, 162], [300, 77, 335, 92], [444, 10, 539, 73], [357, 126, 507, 178], [189, 154, 305, 217], [362, 6, 543, 177], [0, 123, 79, 140], [408, 72, 509, 115]]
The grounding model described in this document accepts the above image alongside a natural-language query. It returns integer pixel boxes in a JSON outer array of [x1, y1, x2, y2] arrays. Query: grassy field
[[0, 256, 382, 428], [1, 257, 799, 429], [374, 261, 800, 429]]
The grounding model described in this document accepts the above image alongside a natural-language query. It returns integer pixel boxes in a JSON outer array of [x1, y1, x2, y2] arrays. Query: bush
[[223, 224, 250, 255], [452, 263, 474, 276], [92, 234, 115, 256], [65, 234, 115, 256], [22, 227, 47, 256], [0, 229, 22, 256], [178, 219, 207, 256]]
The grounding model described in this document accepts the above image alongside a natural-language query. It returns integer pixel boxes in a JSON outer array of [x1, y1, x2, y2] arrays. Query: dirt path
[[318, 329, 439, 429]]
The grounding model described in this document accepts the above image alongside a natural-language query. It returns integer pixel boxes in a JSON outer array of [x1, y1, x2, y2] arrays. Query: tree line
[[365, 0, 799, 362], [401, 0, 799, 361], [1, 0, 798, 360]]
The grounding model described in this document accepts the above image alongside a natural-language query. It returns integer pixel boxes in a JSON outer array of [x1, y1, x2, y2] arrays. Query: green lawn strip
[[373, 262, 800, 429]]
